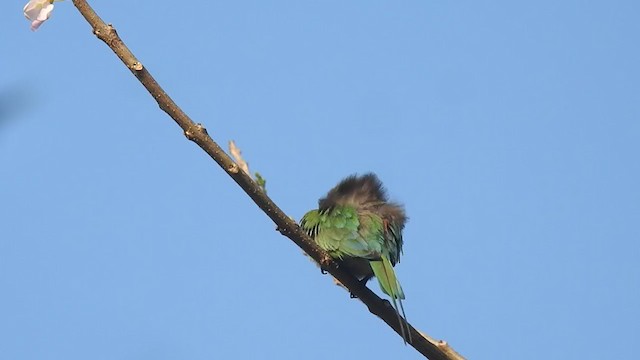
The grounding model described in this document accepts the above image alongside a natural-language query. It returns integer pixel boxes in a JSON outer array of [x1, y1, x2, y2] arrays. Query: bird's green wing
[[301, 206, 382, 259]]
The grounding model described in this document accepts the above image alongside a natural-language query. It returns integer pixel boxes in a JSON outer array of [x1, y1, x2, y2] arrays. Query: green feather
[[370, 255, 410, 343], [370, 255, 404, 299]]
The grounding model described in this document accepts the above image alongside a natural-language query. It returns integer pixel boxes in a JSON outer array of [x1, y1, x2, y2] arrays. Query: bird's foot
[[349, 276, 373, 299], [320, 267, 328, 275]]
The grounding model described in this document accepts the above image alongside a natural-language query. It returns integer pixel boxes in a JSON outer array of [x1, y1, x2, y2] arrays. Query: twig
[[228, 140, 266, 192], [70, 2, 462, 359], [228, 140, 250, 176]]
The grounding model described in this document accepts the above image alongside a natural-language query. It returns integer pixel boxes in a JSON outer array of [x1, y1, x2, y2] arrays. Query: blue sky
[[2, 1, 639, 359]]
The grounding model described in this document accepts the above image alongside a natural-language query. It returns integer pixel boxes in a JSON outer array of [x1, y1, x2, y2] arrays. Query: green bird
[[300, 173, 410, 342]]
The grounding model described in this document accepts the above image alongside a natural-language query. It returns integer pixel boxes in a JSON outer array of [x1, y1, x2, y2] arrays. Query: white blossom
[[23, 0, 55, 31]]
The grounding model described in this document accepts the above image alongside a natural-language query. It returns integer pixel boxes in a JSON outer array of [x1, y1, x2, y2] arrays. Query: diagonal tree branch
[[70, 1, 462, 359]]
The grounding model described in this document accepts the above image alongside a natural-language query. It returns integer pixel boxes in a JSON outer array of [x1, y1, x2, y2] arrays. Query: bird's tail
[[370, 256, 411, 344]]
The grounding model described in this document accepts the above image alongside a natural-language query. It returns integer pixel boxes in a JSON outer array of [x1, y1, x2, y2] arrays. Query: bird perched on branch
[[300, 173, 410, 342]]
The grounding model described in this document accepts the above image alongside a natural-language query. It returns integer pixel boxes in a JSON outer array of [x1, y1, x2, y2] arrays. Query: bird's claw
[[320, 268, 328, 275]]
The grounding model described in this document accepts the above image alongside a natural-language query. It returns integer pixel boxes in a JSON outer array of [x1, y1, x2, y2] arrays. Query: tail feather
[[370, 256, 411, 344]]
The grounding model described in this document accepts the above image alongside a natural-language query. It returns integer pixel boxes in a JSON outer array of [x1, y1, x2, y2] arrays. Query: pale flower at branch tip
[[23, 0, 55, 31]]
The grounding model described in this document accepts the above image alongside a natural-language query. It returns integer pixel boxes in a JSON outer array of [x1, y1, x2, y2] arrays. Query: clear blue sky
[[2, 1, 639, 359]]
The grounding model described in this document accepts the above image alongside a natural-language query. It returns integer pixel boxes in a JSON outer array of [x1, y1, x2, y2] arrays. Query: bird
[[300, 173, 410, 342]]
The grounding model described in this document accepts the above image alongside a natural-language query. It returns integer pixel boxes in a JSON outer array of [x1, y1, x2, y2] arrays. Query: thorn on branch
[[106, 24, 117, 37], [184, 129, 194, 140], [196, 123, 208, 135], [417, 330, 467, 360], [319, 255, 333, 269], [227, 163, 240, 174], [131, 61, 143, 71], [275, 226, 289, 236], [184, 123, 207, 141], [94, 23, 117, 44]]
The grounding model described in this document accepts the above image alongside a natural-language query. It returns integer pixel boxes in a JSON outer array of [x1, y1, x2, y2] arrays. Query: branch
[[70, 2, 463, 359]]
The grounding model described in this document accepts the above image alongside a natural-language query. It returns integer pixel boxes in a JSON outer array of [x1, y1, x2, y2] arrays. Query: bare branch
[[70, 1, 462, 359]]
